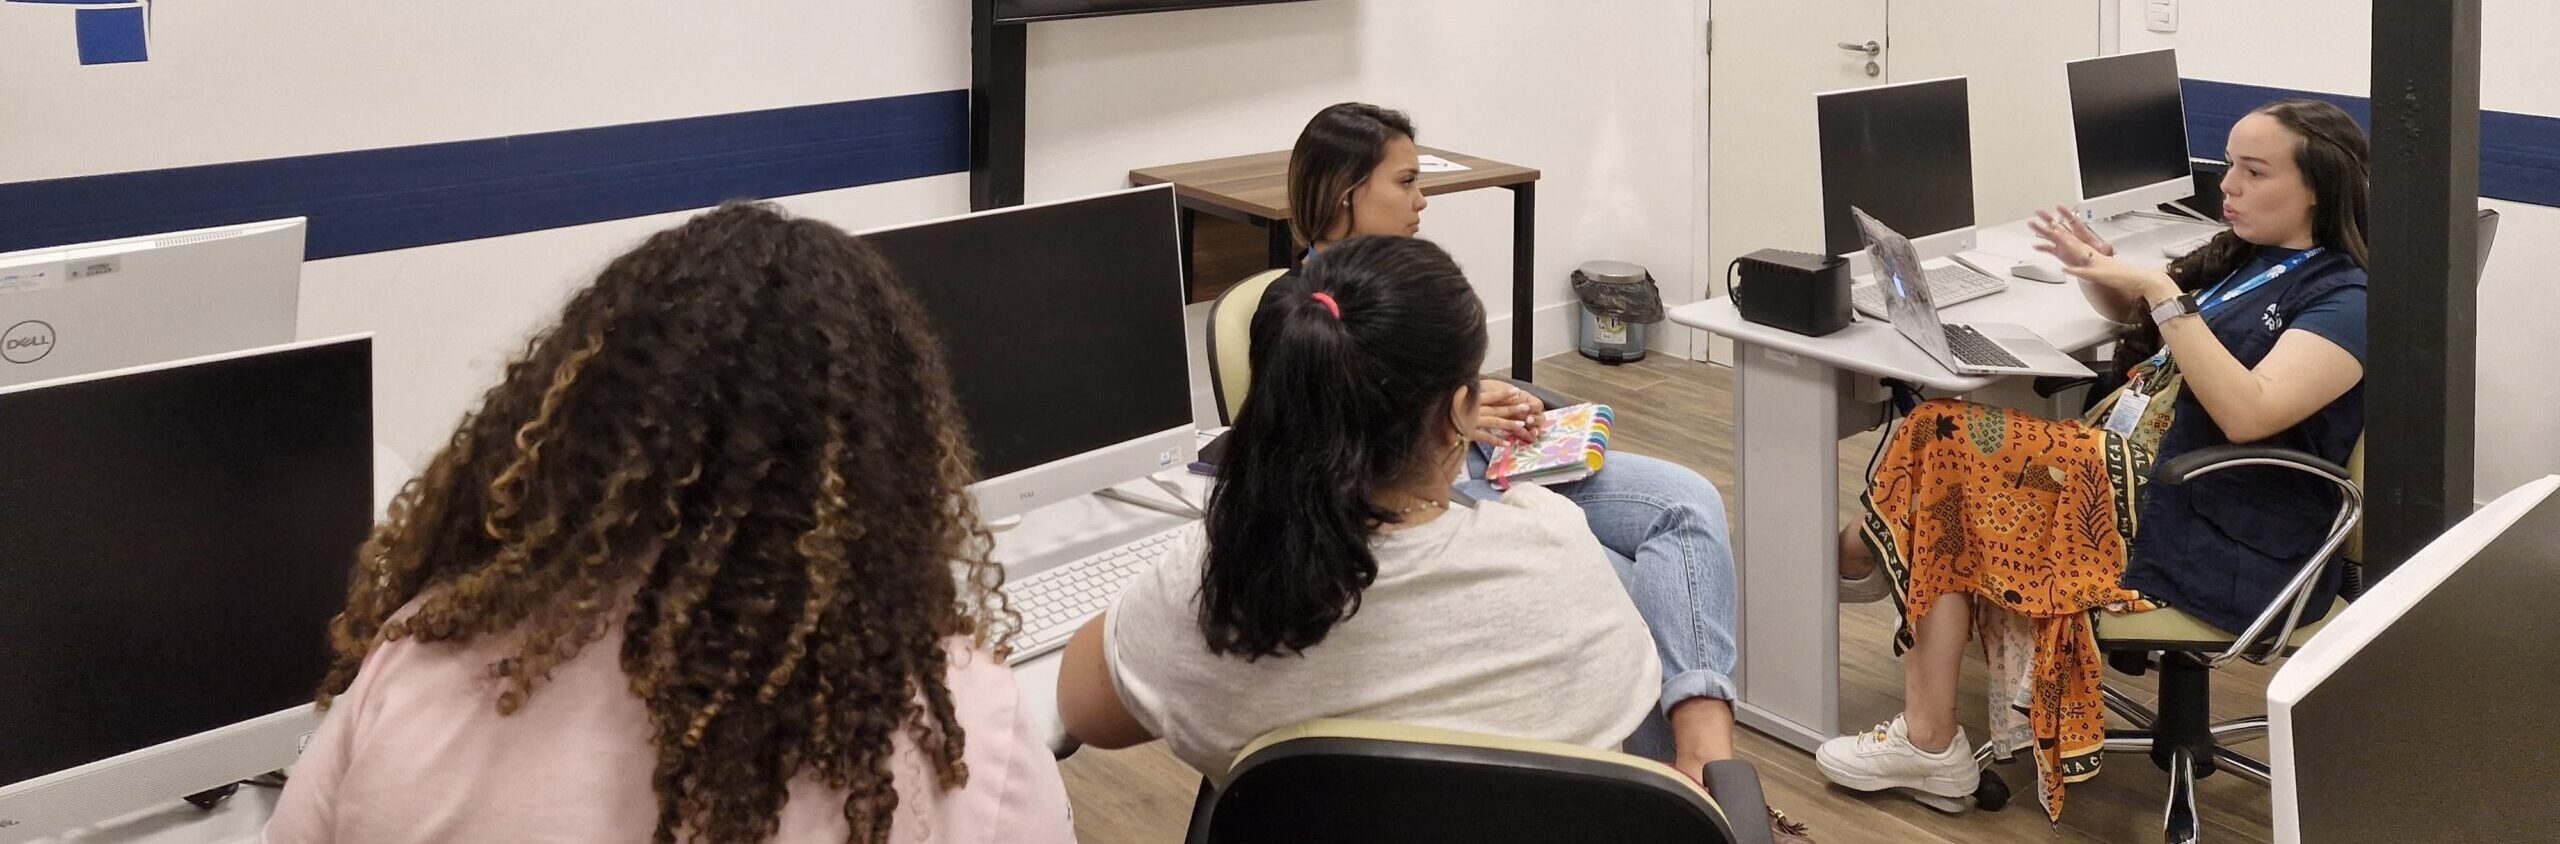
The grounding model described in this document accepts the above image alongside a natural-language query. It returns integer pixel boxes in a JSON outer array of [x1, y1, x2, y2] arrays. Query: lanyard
[[2195, 247, 2323, 316], [2144, 247, 2324, 372]]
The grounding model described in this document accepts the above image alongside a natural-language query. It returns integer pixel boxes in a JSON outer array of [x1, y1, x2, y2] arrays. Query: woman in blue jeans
[[1271, 102, 1744, 781]]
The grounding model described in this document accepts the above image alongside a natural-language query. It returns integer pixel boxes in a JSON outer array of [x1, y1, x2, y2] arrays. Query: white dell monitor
[[1817, 76, 1980, 265], [2267, 475, 2560, 843], [2067, 49, 2195, 223], [860, 185, 1197, 521], [0, 336, 373, 843], [0, 218, 305, 389]]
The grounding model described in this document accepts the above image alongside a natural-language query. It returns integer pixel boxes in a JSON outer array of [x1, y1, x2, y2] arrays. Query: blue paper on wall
[[73, 5, 147, 64]]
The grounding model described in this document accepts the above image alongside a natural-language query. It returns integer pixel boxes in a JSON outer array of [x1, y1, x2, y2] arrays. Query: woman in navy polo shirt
[[1819, 99, 2371, 819]]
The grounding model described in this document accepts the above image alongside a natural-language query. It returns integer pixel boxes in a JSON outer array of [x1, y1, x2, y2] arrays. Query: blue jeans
[[1455, 449, 1741, 763]]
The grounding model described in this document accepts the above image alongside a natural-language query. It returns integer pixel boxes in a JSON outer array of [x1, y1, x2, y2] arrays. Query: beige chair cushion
[[1209, 268, 1290, 423], [2096, 598, 2350, 649], [1233, 719, 1721, 811]]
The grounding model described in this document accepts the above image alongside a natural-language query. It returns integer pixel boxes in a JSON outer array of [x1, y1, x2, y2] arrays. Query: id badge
[[2104, 392, 2152, 437]]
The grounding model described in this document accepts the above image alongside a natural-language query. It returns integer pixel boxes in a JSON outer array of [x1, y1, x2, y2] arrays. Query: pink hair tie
[[1310, 292, 1342, 320]]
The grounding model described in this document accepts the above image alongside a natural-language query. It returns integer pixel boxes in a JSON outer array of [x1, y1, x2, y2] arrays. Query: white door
[[1890, 3, 2103, 232], [1696, 0, 1891, 363], [1695, 0, 2101, 363]]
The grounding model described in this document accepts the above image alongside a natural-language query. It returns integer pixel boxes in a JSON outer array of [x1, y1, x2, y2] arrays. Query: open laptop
[[1854, 207, 2092, 378]]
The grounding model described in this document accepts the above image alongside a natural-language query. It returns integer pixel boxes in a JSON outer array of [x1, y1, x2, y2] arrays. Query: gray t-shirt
[[1105, 484, 1660, 776]]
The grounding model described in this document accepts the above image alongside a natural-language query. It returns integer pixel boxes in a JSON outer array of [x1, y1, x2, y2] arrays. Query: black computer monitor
[[2067, 49, 2193, 219], [1817, 77, 1978, 258], [993, 0, 1316, 24], [861, 187, 1195, 519], [0, 337, 371, 829]]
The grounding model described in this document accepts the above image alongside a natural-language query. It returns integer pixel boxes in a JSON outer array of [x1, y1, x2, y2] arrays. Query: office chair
[[1206, 269, 1582, 426], [1969, 438, 2366, 843], [1205, 268, 1290, 425], [1183, 719, 1778, 844], [2091, 439, 2363, 844]]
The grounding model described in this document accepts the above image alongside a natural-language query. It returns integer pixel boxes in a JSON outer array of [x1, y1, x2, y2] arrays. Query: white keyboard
[[1853, 262, 2010, 318], [1000, 524, 1190, 665]]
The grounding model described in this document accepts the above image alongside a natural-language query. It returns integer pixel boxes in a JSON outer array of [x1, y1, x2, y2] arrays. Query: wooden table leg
[[1265, 218, 1295, 270]]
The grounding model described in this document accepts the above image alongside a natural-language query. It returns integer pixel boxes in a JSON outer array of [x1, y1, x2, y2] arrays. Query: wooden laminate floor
[[1060, 353, 2283, 843]]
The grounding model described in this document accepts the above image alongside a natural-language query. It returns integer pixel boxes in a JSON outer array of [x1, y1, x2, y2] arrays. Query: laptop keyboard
[[1853, 262, 2010, 317], [1943, 324, 2026, 369]]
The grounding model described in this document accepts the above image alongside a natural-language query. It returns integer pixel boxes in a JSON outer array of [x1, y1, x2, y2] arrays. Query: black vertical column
[[971, 1, 1028, 211], [2365, 0, 2482, 578]]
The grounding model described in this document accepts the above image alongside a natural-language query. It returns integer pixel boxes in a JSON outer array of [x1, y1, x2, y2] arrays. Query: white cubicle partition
[[2267, 475, 2560, 844]]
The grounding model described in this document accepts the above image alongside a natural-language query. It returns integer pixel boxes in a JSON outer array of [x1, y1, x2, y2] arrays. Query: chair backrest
[[1187, 719, 1745, 844], [2476, 207, 2501, 279], [1205, 268, 1290, 425]]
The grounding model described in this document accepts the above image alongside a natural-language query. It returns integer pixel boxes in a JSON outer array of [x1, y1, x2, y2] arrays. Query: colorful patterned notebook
[[1486, 403, 1614, 489]]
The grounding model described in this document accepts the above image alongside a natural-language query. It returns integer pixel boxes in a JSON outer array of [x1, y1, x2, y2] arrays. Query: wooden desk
[[1129, 147, 1546, 381]]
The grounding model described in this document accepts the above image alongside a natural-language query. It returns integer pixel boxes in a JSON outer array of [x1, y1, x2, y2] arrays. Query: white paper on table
[[1416, 154, 1471, 173]]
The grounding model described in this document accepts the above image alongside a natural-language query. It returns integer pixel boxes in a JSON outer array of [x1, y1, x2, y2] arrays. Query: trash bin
[[1573, 260, 1665, 365]]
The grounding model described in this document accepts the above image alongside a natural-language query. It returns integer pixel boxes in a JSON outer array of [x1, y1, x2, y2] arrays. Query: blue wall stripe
[[2181, 78, 2560, 209], [0, 90, 969, 260]]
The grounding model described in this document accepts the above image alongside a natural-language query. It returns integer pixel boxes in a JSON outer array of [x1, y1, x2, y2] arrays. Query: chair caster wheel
[[1973, 769, 2011, 812]]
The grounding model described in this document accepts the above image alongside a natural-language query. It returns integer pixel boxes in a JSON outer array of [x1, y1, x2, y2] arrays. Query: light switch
[[2145, 0, 2179, 33]]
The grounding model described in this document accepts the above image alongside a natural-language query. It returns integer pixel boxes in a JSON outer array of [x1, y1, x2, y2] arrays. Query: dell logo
[[3, 320, 56, 364]]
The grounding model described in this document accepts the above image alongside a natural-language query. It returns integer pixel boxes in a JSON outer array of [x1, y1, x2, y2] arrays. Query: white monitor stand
[[2076, 175, 2199, 243], [1842, 224, 1995, 280]]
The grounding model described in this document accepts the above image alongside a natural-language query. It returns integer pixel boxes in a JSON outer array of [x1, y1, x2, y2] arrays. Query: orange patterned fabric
[[1857, 399, 2159, 820]]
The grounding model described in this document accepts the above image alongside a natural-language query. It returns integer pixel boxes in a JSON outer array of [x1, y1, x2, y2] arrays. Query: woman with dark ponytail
[[1056, 236, 1660, 779], [1241, 102, 1746, 783], [1820, 100, 2373, 820]]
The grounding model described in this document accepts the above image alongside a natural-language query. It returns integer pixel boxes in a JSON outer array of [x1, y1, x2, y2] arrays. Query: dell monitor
[[1817, 76, 1979, 262], [2067, 49, 2194, 222], [860, 185, 1196, 521], [0, 336, 373, 842], [0, 218, 305, 389]]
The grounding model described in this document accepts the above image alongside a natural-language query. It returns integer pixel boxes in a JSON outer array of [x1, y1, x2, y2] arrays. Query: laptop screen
[[1852, 207, 1949, 360]]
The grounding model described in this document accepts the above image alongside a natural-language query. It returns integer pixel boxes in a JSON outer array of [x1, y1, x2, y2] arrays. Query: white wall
[[1, 0, 1706, 467], [1023, 0, 1704, 399], [1, 0, 974, 466], [2123, 0, 2560, 502]]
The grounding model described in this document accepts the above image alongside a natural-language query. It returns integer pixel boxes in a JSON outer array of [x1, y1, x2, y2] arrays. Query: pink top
[[263, 609, 1074, 844]]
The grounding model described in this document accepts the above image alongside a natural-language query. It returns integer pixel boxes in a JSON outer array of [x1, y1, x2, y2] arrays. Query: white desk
[[989, 466, 1214, 757], [1670, 215, 2219, 752]]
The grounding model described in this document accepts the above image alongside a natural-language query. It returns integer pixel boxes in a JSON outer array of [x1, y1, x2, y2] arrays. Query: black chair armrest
[[1703, 759, 1776, 844], [2031, 375, 2097, 399], [1505, 378, 1584, 413], [2156, 445, 2351, 487]]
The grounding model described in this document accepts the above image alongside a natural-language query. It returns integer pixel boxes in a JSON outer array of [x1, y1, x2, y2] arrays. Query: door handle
[[1836, 40, 1882, 57]]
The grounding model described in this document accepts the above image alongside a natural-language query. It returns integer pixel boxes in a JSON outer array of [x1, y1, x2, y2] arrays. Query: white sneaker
[[1815, 715, 1979, 813]]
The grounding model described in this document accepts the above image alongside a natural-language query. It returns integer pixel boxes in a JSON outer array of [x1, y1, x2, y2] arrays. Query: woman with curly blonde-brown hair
[[263, 203, 1075, 844]]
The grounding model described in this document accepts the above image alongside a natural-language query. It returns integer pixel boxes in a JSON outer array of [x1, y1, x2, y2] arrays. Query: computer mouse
[[2011, 260, 2071, 284]]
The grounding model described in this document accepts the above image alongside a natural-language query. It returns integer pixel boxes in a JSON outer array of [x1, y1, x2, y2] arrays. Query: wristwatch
[[2149, 291, 2201, 325]]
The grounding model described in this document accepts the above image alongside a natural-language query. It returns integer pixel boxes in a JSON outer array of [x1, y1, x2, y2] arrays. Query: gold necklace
[[1388, 498, 1449, 517]]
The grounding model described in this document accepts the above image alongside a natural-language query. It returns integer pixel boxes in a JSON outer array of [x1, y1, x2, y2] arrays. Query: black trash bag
[[1571, 267, 1667, 324]]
